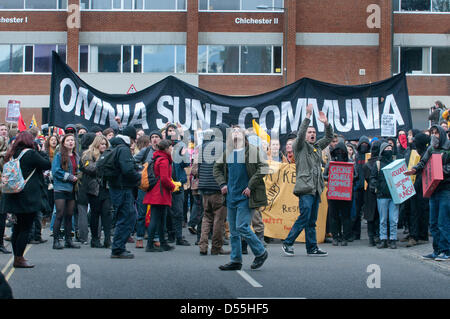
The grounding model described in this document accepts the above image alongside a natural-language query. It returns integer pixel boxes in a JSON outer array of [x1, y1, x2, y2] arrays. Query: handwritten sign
[[382, 159, 415, 204], [327, 162, 354, 201], [381, 113, 396, 137], [422, 153, 443, 198], [5, 100, 20, 123]]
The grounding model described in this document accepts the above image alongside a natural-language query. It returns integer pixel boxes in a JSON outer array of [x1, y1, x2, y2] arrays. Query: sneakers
[[160, 243, 175, 251], [219, 262, 242, 271], [176, 239, 191, 246], [389, 240, 397, 249], [188, 226, 197, 235], [406, 238, 417, 247], [307, 248, 328, 257], [211, 248, 231, 255], [377, 240, 388, 249], [422, 252, 440, 260], [111, 251, 134, 259], [251, 250, 268, 270], [435, 253, 449, 261], [282, 243, 294, 256]]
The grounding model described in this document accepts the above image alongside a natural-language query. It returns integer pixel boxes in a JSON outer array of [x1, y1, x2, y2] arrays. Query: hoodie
[[369, 142, 394, 199], [323, 142, 358, 183], [107, 135, 140, 189], [354, 136, 370, 190], [413, 125, 450, 193]]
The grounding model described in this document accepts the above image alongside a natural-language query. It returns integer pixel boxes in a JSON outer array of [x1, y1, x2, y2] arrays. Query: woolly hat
[[122, 126, 137, 140]]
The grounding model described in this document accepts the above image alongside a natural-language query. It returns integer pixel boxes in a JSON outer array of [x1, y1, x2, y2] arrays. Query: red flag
[[18, 113, 27, 132]]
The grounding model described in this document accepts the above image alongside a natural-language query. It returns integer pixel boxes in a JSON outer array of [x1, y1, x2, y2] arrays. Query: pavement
[[1, 221, 449, 299]]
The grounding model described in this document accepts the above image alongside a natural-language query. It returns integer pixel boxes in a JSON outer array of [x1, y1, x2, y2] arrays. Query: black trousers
[[88, 194, 112, 242], [409, 193, 430, 241], [329, 200, 352, 241], [29, 211, 43, 241], [367, 215, 380, 239], [0, 213, 6, 247], [11, 213, 35, 257], [168, 190, 184, 241], [352, 189, 365, 239]]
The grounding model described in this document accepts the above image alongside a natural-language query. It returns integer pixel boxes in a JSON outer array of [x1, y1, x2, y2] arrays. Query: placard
[[407, 149, 421, 184], [327, 161, 354, 201], [422, 153, 443, 198], [5, 100, 20, 123], [381, 113, 396, 137], [382, 159, 415, 204]]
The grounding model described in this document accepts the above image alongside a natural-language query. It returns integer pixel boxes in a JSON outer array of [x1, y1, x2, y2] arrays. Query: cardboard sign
[[408, 150, 421, 184], [381, 114, 396, 137], [422, 153, 443, 198], [382, 159, 415, 204], [5, 100, 20, 123], [327, 161, 354, 201]]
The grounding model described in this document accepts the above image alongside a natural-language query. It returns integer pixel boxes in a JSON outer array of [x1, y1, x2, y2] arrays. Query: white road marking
[[236, 270, 263, 288]]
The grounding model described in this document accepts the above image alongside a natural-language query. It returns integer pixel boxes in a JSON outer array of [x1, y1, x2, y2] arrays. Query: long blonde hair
[[82, 135, 109, 161]]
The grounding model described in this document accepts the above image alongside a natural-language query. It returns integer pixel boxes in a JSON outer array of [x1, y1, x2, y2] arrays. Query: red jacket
[[143, 150, 175, 206]]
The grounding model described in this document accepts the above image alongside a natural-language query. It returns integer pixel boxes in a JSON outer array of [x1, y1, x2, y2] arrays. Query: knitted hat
[[122, 126, 137, 140], [149, 130, 162, 139]]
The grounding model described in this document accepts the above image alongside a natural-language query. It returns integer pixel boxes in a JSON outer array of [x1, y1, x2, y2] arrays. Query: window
[[432, 47, 450, 73], [395, 0, 450, 12], [80, 0, 186, 10], [80, 44, 185, 73], [90, 45, 121, 72], [199, 0, 284, 11], [0, 0, 67, 9], [198, 45, 282, 74], [0, 44, 65, 73], [143, 45, 185, 73], [0, 45, 23, 72], [393, 46, 449, 74]]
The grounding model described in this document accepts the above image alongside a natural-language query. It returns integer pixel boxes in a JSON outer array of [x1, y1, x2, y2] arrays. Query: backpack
[[96, 145, 123, 180], [139, 155, 161, 192], [1, 149, 36, 194]]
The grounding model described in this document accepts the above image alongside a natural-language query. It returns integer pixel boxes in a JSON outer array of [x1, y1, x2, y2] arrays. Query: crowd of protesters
[[0, 100, 449, 270]]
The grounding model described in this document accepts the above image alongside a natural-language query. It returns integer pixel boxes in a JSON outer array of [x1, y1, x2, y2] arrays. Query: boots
[[369, 237, 376, 247], [53, 236, 64, 250], [65, 237, 80, 249], [13, 256, 34, 268], [377, 239, 388, 249], [91, 238, 102, 248], [103, 237, 111, 249]]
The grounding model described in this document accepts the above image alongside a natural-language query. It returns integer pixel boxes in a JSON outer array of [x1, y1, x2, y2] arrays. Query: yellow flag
[[30, 114, 38, 128], [252, 119, 270, 144]]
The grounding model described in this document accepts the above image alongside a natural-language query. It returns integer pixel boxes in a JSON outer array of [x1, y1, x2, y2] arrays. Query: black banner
[[49, 51, 412, 140]]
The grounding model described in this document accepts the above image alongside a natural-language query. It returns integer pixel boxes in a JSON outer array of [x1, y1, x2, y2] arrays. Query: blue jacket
[[52, 152, 79, 192]]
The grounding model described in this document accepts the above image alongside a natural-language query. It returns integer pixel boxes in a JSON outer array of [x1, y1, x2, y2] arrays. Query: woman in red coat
[[143, 139, 176, 252]]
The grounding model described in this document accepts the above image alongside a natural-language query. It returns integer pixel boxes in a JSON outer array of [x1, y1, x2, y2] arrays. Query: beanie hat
[[149, 130, 162, 139], [122, 126, 137, 140], [91, 125, 102, 133]]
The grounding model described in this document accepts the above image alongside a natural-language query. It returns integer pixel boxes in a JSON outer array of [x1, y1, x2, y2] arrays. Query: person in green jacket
[[213, 125, 269, 270], [282, 103, 334, 257]]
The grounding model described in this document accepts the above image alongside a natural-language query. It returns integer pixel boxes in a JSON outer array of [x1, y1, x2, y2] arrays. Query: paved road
[[1, 225, 449, 299]]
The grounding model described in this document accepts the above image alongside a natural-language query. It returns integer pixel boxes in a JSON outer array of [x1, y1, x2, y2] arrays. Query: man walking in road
[[282, 104, 334, 257]]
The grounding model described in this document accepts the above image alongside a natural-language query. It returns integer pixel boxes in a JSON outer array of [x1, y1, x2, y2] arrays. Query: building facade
[[0, 0, 449, 130]]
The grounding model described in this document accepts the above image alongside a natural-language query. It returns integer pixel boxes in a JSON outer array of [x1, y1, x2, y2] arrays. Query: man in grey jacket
[[282, 103, 334, 257]]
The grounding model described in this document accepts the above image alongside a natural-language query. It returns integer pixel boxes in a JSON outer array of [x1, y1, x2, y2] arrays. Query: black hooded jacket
[[323, 142, 358, 182], [413, 125, 450, 193], [355, 136, 370, 190], [369, 142, 394, 199], [108, 136, 141, 189]]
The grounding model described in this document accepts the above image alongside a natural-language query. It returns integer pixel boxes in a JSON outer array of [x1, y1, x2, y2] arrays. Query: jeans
[[429, 189, 450, 254], [377, 198, 399, 240], [110, 188, 136, 255], [168, 190, 184, 241], [77, 204, 89, 242], [188, 194, 203, 228], [228, 200, 266, 263], [136, 189, 147, 240], [283, 194, 320, 253], [147, 204, 168, 245]]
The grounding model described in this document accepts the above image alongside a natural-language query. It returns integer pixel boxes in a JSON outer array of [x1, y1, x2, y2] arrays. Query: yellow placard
[[261, 163, 327, 243], [408, 150, 421, 184], [364, 153, 372, 190]]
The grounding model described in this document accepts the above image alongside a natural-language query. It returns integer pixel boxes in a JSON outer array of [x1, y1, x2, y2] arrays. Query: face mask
[[431, 135, 440, 148], [398, 134, 408, 149], [382, 150, 393, 160], [359, 144, 369, 154]]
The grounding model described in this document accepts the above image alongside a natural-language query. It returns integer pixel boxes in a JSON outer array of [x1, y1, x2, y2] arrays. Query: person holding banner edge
[[282, 103, 334, 257]]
